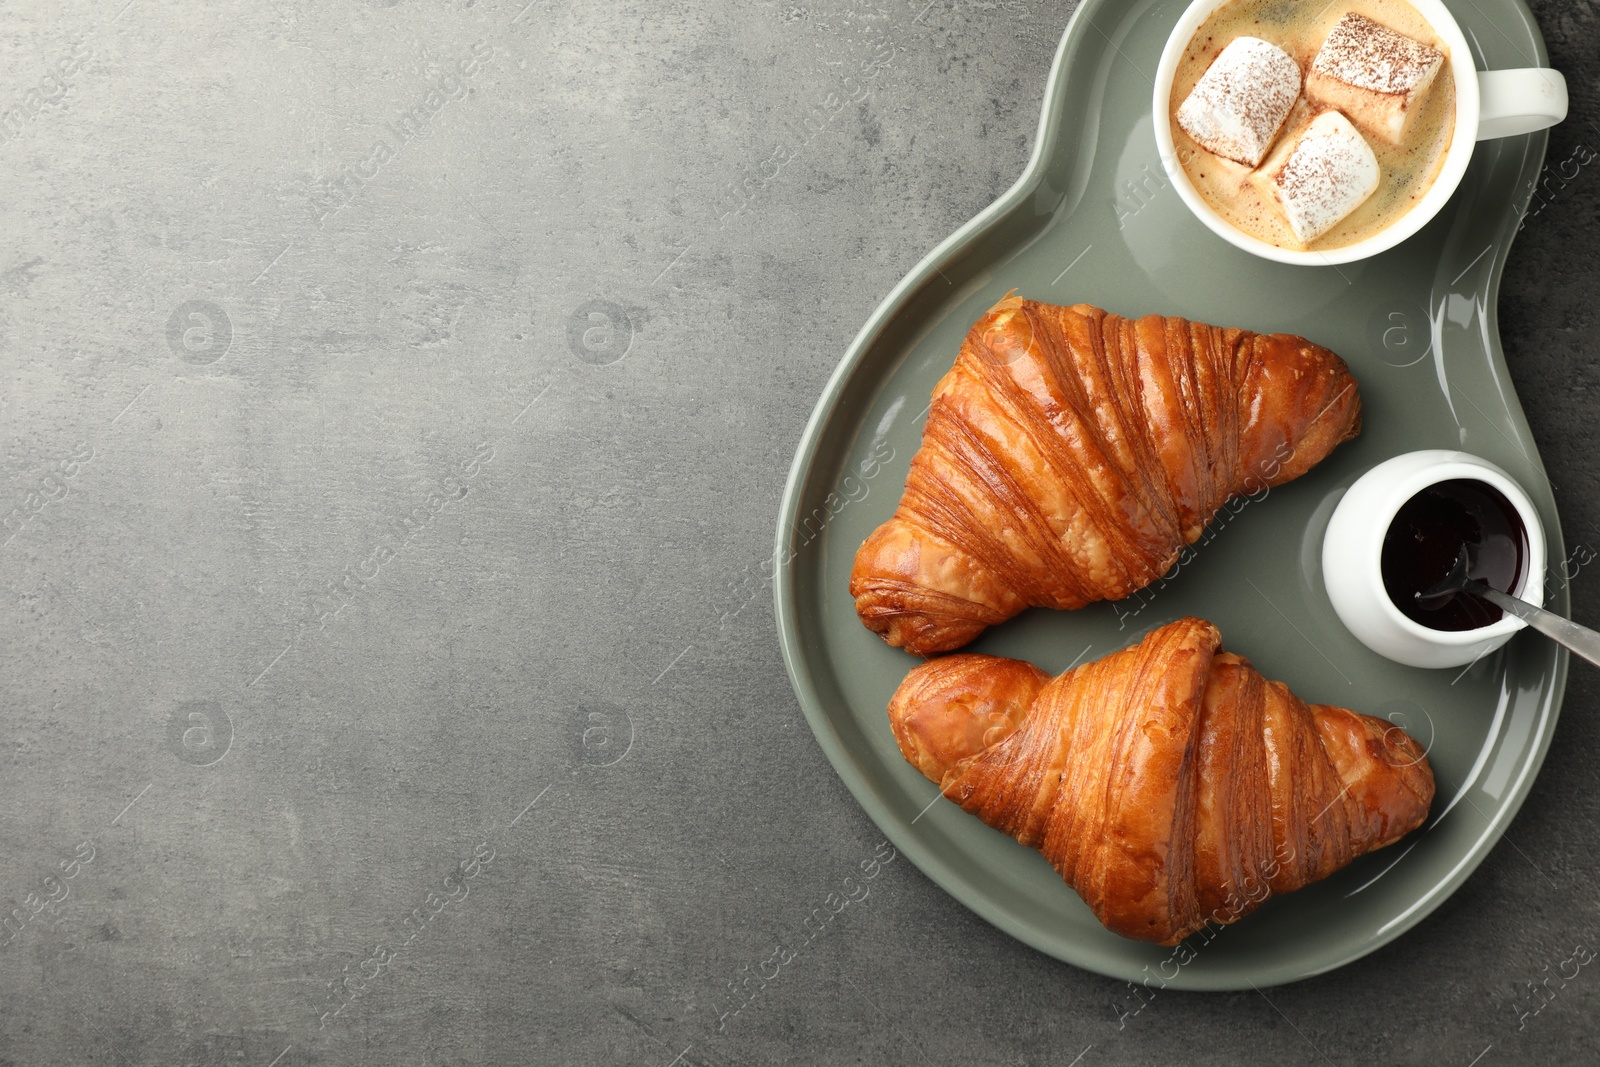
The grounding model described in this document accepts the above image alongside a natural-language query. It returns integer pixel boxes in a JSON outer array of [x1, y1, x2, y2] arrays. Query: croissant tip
[[988, 289, 1026, 317]]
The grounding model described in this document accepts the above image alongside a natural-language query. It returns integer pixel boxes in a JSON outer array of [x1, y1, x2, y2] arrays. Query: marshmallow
[[1305, 13, 1445, 145], [1177, 36, 1302, 167], [1269, 110, 1381, 245]]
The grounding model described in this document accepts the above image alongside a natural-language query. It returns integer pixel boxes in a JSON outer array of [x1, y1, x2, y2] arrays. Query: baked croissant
[[889, 617, 1433, 944], [851, 296, 1362, 655]]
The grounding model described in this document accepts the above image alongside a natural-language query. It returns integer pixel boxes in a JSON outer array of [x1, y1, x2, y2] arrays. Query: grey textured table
[[1, 1, 1596, 1064]]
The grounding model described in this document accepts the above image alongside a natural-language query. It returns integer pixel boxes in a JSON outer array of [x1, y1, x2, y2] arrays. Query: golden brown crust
[[851, 298, 1362, 656], [887, 654, 1049, 783], [887, 619, 1433, 944]]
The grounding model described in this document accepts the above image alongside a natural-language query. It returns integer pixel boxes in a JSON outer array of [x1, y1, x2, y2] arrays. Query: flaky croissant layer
[[852, 297, 1362, 656], [888, 618, 1433, 944]]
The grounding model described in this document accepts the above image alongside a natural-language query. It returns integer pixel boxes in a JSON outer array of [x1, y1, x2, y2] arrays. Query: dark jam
[[1381, 479, 1528, 632]]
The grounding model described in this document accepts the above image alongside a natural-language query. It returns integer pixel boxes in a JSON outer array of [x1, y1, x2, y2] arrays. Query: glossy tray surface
[[774, 0, 1566, 989]]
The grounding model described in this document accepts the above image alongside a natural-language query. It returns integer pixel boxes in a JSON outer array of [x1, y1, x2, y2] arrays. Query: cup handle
[[1476, 68, 1568, 141]]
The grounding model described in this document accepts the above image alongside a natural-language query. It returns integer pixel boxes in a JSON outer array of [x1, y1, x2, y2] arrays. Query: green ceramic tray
[[774, 0, 1566, 990]]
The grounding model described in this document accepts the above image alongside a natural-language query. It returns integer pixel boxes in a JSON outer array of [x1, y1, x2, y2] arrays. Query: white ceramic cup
[[1153, 0, 1569, 266], [1322, 450, 1545, 669]]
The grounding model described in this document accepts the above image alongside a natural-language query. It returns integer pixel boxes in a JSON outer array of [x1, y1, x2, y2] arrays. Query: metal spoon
[[1416, 546, 1600, 668]]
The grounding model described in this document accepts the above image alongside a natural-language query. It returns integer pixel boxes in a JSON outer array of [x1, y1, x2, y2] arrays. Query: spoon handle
[[1472, 584, 1600, 669]]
